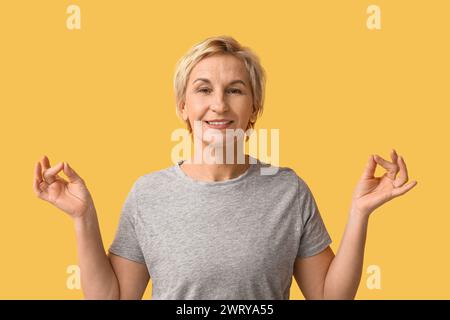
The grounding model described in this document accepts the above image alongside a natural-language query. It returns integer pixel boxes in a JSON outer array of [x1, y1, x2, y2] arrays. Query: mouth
[[204, 120, 234, 129]]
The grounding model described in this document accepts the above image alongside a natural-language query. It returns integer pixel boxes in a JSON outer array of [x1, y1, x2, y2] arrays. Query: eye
[[197, 87, 211, 94], [227, 88, 242, 94]]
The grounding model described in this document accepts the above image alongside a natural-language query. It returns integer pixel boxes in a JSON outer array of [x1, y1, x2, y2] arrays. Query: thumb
[[43, 162, 64, 184], [63, 162, 83, 184], [361, 154, 376, 179]]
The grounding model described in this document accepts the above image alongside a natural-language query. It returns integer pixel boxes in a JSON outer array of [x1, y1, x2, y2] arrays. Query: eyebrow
[[192, 78, 247, 87]]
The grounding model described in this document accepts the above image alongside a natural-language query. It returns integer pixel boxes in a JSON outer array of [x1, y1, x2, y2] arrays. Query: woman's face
[[180, 53, 256, 147]]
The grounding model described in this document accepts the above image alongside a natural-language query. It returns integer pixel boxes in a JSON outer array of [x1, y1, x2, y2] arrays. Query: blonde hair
[[173, 35, 266, 133]]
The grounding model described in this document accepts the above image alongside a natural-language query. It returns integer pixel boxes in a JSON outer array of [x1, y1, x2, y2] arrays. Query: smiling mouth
[[205, 120, 233, 125], [204, 120, 234, 129]]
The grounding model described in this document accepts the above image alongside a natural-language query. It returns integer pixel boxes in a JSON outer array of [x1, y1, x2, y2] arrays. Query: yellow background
[[0, 0, 448, 299]]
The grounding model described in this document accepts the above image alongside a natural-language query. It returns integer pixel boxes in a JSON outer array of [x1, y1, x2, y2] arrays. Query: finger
[[374, 154, 399, 180], [393, 155, 409, 188], [42, 155, 51, 171], [33, 176, 49, 201], [33, 175, 40, 195], [391, 149, 398, 164], [391, 180, 418, 198], [63, 162, 83, 184], [33, 161, 49, 200], [42, 156, 67, 183], [43, 162, 64, 184], [34, 161, 43, 184], [361, 154, 377, 179], [33, 162, 44, 195]]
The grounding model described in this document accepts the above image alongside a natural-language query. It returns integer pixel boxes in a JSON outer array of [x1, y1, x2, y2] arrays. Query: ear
[[179, 101, 188, 121], [250, 105, 258, 123]]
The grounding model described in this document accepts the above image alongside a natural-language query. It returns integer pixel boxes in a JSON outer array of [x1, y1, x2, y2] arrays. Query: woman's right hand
[[33, 155, 95, 219]]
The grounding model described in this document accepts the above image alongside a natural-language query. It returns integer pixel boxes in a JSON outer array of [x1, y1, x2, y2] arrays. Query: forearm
[[323, 210, 370, 299], [73, 207, 119, 299]]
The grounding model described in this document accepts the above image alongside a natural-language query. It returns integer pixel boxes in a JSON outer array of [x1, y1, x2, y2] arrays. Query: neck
[[181, 138, 252, 182]]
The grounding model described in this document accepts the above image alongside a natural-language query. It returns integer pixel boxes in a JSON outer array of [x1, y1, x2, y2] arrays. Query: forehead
[[189, 54, 249, 82]]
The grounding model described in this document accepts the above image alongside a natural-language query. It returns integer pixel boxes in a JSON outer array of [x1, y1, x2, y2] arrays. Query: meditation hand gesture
[[33, 155, 95, 219], [351, 149, 418, 217]]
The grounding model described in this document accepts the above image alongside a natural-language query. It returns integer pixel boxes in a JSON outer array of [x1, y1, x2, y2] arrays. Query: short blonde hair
[[173, 35, 266, 133]]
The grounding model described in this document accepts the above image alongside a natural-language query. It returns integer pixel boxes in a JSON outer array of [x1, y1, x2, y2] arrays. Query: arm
[[33, 156, 149, 299], [74, 207, 150, 299], [109, 252, 150, 299], [294, 150, 417, 299], [293, 210, 368, 300], [74, 207, 120, 299], [322, 210, 369, 299], [293, 246, 334, 300]]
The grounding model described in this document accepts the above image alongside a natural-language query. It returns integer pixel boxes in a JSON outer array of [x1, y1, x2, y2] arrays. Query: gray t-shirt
[[108, 156, 332, 300]]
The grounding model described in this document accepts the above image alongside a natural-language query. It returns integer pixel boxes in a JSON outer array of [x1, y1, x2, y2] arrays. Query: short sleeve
[[296, 177, 332, 258], [108, 179, 146, 264]]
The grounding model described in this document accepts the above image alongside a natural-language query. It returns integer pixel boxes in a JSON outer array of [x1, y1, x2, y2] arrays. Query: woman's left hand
[[350, 149, 418, 218]]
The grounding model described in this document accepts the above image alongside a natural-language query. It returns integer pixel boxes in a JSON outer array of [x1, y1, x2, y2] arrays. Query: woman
[[33, 36, 417, 300]]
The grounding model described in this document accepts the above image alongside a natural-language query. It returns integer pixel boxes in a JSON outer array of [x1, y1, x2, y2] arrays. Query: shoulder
[[130, 164, 179, 195], [255, 159, 316, 200], [256, 159, 308, 189]]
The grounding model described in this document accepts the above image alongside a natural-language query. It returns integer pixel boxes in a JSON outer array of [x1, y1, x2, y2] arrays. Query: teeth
[[208, 121, 230, 125]]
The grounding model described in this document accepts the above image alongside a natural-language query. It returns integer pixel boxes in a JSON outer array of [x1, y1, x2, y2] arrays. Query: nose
[[209, 91, 229, 113]]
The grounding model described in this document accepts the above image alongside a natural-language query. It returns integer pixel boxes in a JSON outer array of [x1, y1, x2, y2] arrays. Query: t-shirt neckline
[[174, 155, 260, 187]]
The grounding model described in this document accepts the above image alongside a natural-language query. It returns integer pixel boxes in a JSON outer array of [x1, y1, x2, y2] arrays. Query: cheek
[[186, 93, 201, 106], [185, 101, 207, 120], [234, 98, 253, 124]]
